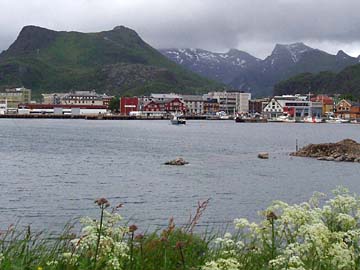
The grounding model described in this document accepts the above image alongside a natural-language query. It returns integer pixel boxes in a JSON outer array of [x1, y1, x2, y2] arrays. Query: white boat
[[170, 114, 186, 125], [268, 114, 295, 123], [325, 116, 350, 124], [216, 111, 231, 120]]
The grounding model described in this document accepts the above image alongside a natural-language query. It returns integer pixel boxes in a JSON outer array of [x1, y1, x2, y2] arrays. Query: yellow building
[[0, 87, 31, 109]]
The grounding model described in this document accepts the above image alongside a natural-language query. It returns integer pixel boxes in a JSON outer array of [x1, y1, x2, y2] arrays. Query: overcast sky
[[1, 0, 360, 59]]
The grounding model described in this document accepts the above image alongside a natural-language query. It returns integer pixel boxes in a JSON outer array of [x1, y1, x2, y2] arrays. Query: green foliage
[[274, 65, 360, 98], [108, 96, 120, 113]]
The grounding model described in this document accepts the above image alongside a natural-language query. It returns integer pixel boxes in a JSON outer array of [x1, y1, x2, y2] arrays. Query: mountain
[[273, 63, 360, 98], [160, 48, 260, 84], [0, 25, 221, 99], [161, 43, 359, 97]]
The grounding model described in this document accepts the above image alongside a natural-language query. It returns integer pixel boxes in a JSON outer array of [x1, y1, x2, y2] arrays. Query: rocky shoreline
[[290, 139, 360, 162]]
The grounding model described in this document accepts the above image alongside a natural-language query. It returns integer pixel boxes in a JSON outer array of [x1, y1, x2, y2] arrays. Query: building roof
[[19, 104, 107, 109], [150, 93, 181, 99], [181, 95, 204, 102]]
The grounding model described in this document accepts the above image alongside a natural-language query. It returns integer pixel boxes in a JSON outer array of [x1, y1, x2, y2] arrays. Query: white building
[[61, 91, 109, 106], [0, 99, 7, 114], [263, 95, 321, 118], [206, 91, 251, 115]]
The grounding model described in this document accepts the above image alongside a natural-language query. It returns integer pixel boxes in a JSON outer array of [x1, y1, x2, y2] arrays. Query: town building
[[249, 98, 270, 114], [350, 103, 360, 120], [42, 91, 113, 108], [335, 100, 360, 119], [0, 100, 7, 115], [18, 104, 108, 115], [120, 97, 139, 115], [206, 91, 251, 115], [148, 93, 183, 103], [311, 95, 334, 115], [61, 91, 111, 106], [42, 93, 68, 104], [203, 98, 220, 115], [182, 95, 204, 115], [0, 87, 31, 110], [136, 93, 186, 114], [263, 95, 322, 118]]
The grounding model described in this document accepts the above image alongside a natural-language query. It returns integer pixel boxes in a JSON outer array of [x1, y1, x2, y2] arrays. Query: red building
[[164, 98, 186, 112], [143, 98, 186, 113], [143, 100, 161, 111], [120, 97, 139, 115]]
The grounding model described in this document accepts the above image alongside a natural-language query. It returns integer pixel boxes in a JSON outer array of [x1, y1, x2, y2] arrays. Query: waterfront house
[[142, 98, 186, 113], [335, 100, 360, 119], [0, 87, 31, 110], [164, 98, 186, 113], [262, 97, 284, 118], [350, 103, 360, 120], [335, 99, 352, 119], [143, 100, 162, 112], [263, 95, 321, 119]]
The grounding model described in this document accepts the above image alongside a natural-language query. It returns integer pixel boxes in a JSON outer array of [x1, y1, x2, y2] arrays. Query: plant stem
[[94, 206, 104, 270]]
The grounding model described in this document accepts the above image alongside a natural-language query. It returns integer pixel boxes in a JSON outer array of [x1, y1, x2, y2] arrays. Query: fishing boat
[[170, 114, 186, 125]]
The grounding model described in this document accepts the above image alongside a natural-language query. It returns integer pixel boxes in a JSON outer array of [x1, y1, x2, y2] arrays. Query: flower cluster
[[46, 199, 130, 270], [203, 187, 360, 270], [69, 210, 129, 269]]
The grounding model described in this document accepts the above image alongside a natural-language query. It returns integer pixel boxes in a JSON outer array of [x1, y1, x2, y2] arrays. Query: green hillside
[[0, 26, 221, 99], [273, 64, 360, 98]]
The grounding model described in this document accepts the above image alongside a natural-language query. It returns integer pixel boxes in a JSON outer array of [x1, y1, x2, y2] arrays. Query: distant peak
[[228, 48, 240, 54], [336, 50, 350, 58], [19, 25, 56, 35], [113, 25, 130, 31], [273, 42, 312, 51]]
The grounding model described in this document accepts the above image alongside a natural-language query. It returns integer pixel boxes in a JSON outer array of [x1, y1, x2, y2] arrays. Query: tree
[[108, 96, 120, 113]]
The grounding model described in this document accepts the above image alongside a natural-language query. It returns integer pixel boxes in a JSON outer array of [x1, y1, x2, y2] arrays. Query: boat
[[235, 115, 267, 123], [268, 114, 295, 123], [325, 116, 350, 124], [170, 114, 186, 125], [303, 115, 323, 123], [216, 111, 231, 120]]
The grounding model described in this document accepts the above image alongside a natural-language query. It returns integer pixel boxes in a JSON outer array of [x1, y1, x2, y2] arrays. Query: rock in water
[[258, 152, 269, 159], [290, 139, 360, 163], [164, 158, 189, 166]]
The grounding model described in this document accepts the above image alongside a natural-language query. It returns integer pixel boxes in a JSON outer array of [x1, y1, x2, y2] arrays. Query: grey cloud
[[0, 0, 360, 58]]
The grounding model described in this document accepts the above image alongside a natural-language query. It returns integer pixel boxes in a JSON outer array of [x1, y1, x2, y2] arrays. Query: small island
[[290, 139, 360, 162]]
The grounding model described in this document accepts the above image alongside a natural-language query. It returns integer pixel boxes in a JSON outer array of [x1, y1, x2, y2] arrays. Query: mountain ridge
[[161, 43, 359, 97], [0, 25, 221, 98]]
